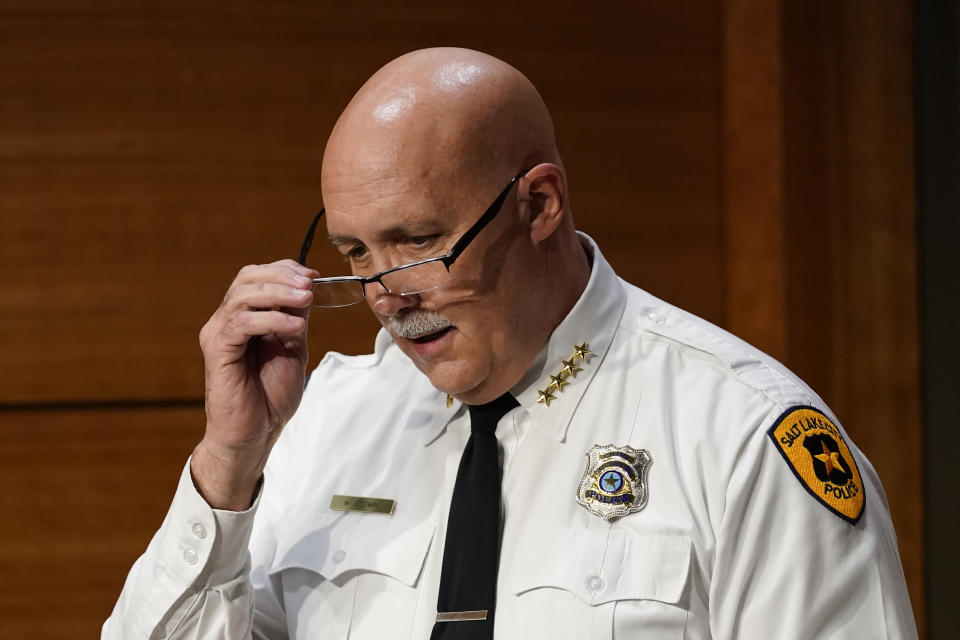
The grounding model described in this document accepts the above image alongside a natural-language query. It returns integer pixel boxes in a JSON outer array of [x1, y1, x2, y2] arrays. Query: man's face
[[322, 168, 539, 402]]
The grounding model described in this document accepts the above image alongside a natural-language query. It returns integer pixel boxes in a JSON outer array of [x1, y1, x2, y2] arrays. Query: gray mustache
[[388, 311, 453, 338]]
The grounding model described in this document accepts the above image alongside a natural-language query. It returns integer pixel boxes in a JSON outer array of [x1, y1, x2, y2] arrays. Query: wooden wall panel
[[721, 0, 787, 361], [0, 406, 203, 639]]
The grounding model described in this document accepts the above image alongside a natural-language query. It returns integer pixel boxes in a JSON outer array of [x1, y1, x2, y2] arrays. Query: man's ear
[[522, 164, 566, 244]]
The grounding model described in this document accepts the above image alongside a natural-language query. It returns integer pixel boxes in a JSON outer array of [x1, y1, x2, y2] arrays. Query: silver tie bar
[[435, 610, 489, 622]]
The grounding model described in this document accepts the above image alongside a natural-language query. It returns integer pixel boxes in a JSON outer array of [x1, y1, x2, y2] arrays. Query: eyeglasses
[[297, 169, 529, 308]]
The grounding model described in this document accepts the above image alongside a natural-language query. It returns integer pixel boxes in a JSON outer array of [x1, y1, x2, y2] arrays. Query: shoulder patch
[[767, 406, 865, 524]]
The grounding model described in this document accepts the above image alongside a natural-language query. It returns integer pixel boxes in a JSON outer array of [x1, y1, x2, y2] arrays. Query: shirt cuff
[[155, 457, 262, 589]]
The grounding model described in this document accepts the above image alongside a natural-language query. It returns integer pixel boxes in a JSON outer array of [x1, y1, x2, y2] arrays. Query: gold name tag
[[436, 610, 488, 622], [329, 494, 396, 515]]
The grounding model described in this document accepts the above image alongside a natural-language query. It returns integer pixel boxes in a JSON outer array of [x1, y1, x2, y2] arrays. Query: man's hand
[[192, 259, 316, 510]]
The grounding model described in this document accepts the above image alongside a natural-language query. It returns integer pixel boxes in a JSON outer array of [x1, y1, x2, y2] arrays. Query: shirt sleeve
[[101, 458, 281, 640], [708, 405, 918, 639]]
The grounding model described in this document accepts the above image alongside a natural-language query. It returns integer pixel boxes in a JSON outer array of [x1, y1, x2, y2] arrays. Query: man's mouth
[[410, 326, 454, 344]]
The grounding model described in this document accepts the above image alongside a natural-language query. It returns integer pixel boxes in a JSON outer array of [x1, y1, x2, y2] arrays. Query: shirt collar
[[420, 232, 627, 444], [509, 233, 626, 441]]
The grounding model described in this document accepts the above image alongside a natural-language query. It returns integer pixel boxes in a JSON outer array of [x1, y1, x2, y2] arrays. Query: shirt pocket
[[270, 512, 436, 640], [506, 527, 691, 640]]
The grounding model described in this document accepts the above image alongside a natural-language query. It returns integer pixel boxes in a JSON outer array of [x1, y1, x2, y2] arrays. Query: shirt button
[[332, 550, 346, 564], [183, 548, 199, 565], [587, 575, 605, 591], [647, 312, 666, 325], [191, 523, 207, 539]]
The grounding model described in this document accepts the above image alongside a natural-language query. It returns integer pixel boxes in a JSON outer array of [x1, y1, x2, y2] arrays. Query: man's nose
[[366, 282, 420, 317]]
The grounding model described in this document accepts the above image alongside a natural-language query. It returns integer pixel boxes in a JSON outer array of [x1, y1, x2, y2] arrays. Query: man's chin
[[389, 329, 489, 395], [406, 353, 506, 405], [421, 358, 482, 397]]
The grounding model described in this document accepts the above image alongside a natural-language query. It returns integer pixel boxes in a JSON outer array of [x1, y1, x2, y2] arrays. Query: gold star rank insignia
[[548, 374, 569, 392], [572, 343, 591, 361], [559, 359, 582, 378], [767, 406, 865, 524], [536, 343, 594, 408], [536, 388, 556, 406]]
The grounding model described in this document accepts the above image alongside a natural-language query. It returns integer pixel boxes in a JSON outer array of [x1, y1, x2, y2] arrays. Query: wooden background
[[0, 1, 922, 637]]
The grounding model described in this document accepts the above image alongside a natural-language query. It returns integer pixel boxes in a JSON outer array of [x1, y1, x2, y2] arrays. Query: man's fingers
[[200, 261, 318, 356], [276, 258, 319, 277], [233, 261, 318, 289], [221, 283, 313, 312], [219, 310, 306, 346]]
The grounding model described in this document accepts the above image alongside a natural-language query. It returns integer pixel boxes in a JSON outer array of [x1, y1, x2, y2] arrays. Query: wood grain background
[[0, 1, 922, 637]]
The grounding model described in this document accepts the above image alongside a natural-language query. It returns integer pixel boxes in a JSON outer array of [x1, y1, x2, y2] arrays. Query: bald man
[[103, 49, 917, 639]]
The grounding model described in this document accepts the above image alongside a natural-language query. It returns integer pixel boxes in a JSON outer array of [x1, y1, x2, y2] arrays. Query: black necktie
[[431, 393, 519, 640]]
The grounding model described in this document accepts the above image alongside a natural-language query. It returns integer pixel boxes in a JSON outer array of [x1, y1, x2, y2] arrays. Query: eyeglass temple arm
[[444, 170, 527, 266], [298, 209, 325, 266]]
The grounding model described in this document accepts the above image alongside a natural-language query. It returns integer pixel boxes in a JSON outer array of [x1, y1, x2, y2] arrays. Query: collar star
[[573, 343, 592, 362], [548, 374, 569, 392], [536, 388, 556, 406], [559, 359, 582, 378]]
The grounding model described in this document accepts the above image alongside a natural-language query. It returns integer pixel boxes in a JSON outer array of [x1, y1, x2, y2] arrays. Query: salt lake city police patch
[[768, 405, 865, 524], [576, 444, 652, 521]]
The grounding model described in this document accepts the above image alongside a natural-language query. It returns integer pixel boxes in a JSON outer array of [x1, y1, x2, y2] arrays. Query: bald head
[[321, 48, 561, 201]]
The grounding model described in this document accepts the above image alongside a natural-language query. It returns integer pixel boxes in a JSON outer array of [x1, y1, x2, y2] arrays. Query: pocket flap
[[509, 527, 691, 606], [270, 510, 436, 588]]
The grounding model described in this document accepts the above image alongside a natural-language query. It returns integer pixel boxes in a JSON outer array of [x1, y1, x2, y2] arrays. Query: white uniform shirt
[[103, 235, 917, 639]]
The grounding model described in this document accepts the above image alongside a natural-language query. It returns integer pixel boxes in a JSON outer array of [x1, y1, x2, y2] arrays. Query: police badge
[[576, 444, 653, 520]]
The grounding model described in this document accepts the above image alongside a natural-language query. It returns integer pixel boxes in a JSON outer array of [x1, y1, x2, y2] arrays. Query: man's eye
[[410, 235, 439, 248], [346, 245, 368, 260]]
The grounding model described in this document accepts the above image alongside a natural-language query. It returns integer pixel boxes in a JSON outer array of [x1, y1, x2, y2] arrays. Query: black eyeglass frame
[[297, 168, 530, 299]]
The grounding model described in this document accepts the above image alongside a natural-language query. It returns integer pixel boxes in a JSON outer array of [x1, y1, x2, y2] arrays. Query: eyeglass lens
[[311, 259, 451, 308]]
